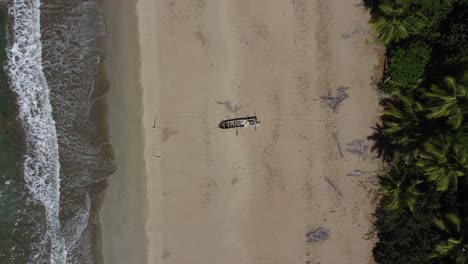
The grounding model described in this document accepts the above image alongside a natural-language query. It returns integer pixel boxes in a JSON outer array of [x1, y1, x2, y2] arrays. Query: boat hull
[[218, 116, 260, 129]]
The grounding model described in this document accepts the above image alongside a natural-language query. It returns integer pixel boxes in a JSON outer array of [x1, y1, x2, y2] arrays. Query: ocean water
[[2, 0, 114, 263]]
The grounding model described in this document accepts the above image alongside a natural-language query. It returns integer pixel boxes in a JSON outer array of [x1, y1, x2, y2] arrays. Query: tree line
[[365, 0, 468, 263]]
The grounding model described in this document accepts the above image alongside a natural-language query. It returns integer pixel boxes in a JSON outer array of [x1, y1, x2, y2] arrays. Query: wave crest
[[6, 0, 66, 263]]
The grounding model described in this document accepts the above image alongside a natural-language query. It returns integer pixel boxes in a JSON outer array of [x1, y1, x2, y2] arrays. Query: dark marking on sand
[[201, 178, 217, 205], [215, 100, 241, 113], [319, 86, 350, 113], [193, 30, 208, 47], [231, 176, 240, 186], [331, 131, 344, 158], [346, 139, 369, 159], [254, 23, 272, 41], [162, 249, 171, 260], [161, 127, 178, 142]]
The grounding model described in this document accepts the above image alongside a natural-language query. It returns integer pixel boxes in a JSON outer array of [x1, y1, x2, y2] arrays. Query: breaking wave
[[6, 0, 66, 263]]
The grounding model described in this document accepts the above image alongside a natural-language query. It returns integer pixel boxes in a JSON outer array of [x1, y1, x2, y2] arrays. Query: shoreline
[[100, 0, 149, 263], [136, 0, 162, 261]]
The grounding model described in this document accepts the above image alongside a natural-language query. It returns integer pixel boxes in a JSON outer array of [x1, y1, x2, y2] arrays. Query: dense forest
[[365, 0, 468, 263]]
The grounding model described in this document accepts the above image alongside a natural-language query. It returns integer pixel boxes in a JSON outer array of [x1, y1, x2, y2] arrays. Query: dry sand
[[102, 0, 384, 263]]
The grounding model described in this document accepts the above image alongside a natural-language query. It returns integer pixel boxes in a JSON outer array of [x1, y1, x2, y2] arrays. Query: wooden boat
[[218, 116, 260, 130]]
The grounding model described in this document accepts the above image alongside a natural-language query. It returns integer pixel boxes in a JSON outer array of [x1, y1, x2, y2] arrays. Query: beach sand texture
[[102, 0, 383, 263]]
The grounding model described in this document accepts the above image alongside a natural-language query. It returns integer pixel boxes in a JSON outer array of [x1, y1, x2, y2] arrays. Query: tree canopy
[[367, 0, 468, 263]]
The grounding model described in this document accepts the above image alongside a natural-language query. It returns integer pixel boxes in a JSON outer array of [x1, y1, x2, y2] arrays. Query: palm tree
[[380, 91, 426, 157], [368, 123, 395, 162], [379, 161, 423, 211], [415, 135, 468, 192], [426, 74, 468, 129], [371, 0, 424, 44], [369, 88, 428, 161], [431, 212, 468, 263]]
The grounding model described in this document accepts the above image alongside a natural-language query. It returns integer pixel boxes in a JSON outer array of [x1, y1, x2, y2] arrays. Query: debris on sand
[[347, 169, 365, 177], [306, 227, 330, 243], [366, 175, 380, 186], [325, 177, 342, 197], [351, 175, 380, 191], [215, 100, 241, 113], [341, 24, 364, 39], [331, 131, 344, 158], [319, 86, 349, 112], [346, 139, 369, 159]]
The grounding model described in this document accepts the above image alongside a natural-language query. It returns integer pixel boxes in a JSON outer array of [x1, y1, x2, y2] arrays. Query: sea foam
[[6, 0, 66, 263]]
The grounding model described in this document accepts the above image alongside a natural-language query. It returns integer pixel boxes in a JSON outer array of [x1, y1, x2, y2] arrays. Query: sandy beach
[[100, 0, 147, 263], [101, 0, 383, 263]]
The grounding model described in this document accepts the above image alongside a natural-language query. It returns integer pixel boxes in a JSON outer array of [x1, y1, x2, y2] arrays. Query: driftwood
[[331, 131, 344, 158], [319, 86, 350, 112], [346, 139, 369, 159], [347, 169, 366, 177], [351, 175, 380, 191], [382, 56, 389, 83], [325, 177, 342, 197], [341, 24, 364, 39], [366, 175, 380, 186], [306, 227, 330, 243]]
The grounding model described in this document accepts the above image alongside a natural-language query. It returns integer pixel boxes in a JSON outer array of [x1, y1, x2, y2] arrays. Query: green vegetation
[[371, 0, 414, 44], [367, 0, 468, 263], [426, 75, 468, 129], [386, 42, 431, 89], [373, 186, 446, 264], [379, 160, 423, 212]]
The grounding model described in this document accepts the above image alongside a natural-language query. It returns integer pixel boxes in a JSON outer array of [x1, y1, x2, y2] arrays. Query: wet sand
[[100, 0, 148, 263], [102, 0, 383, 263]]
